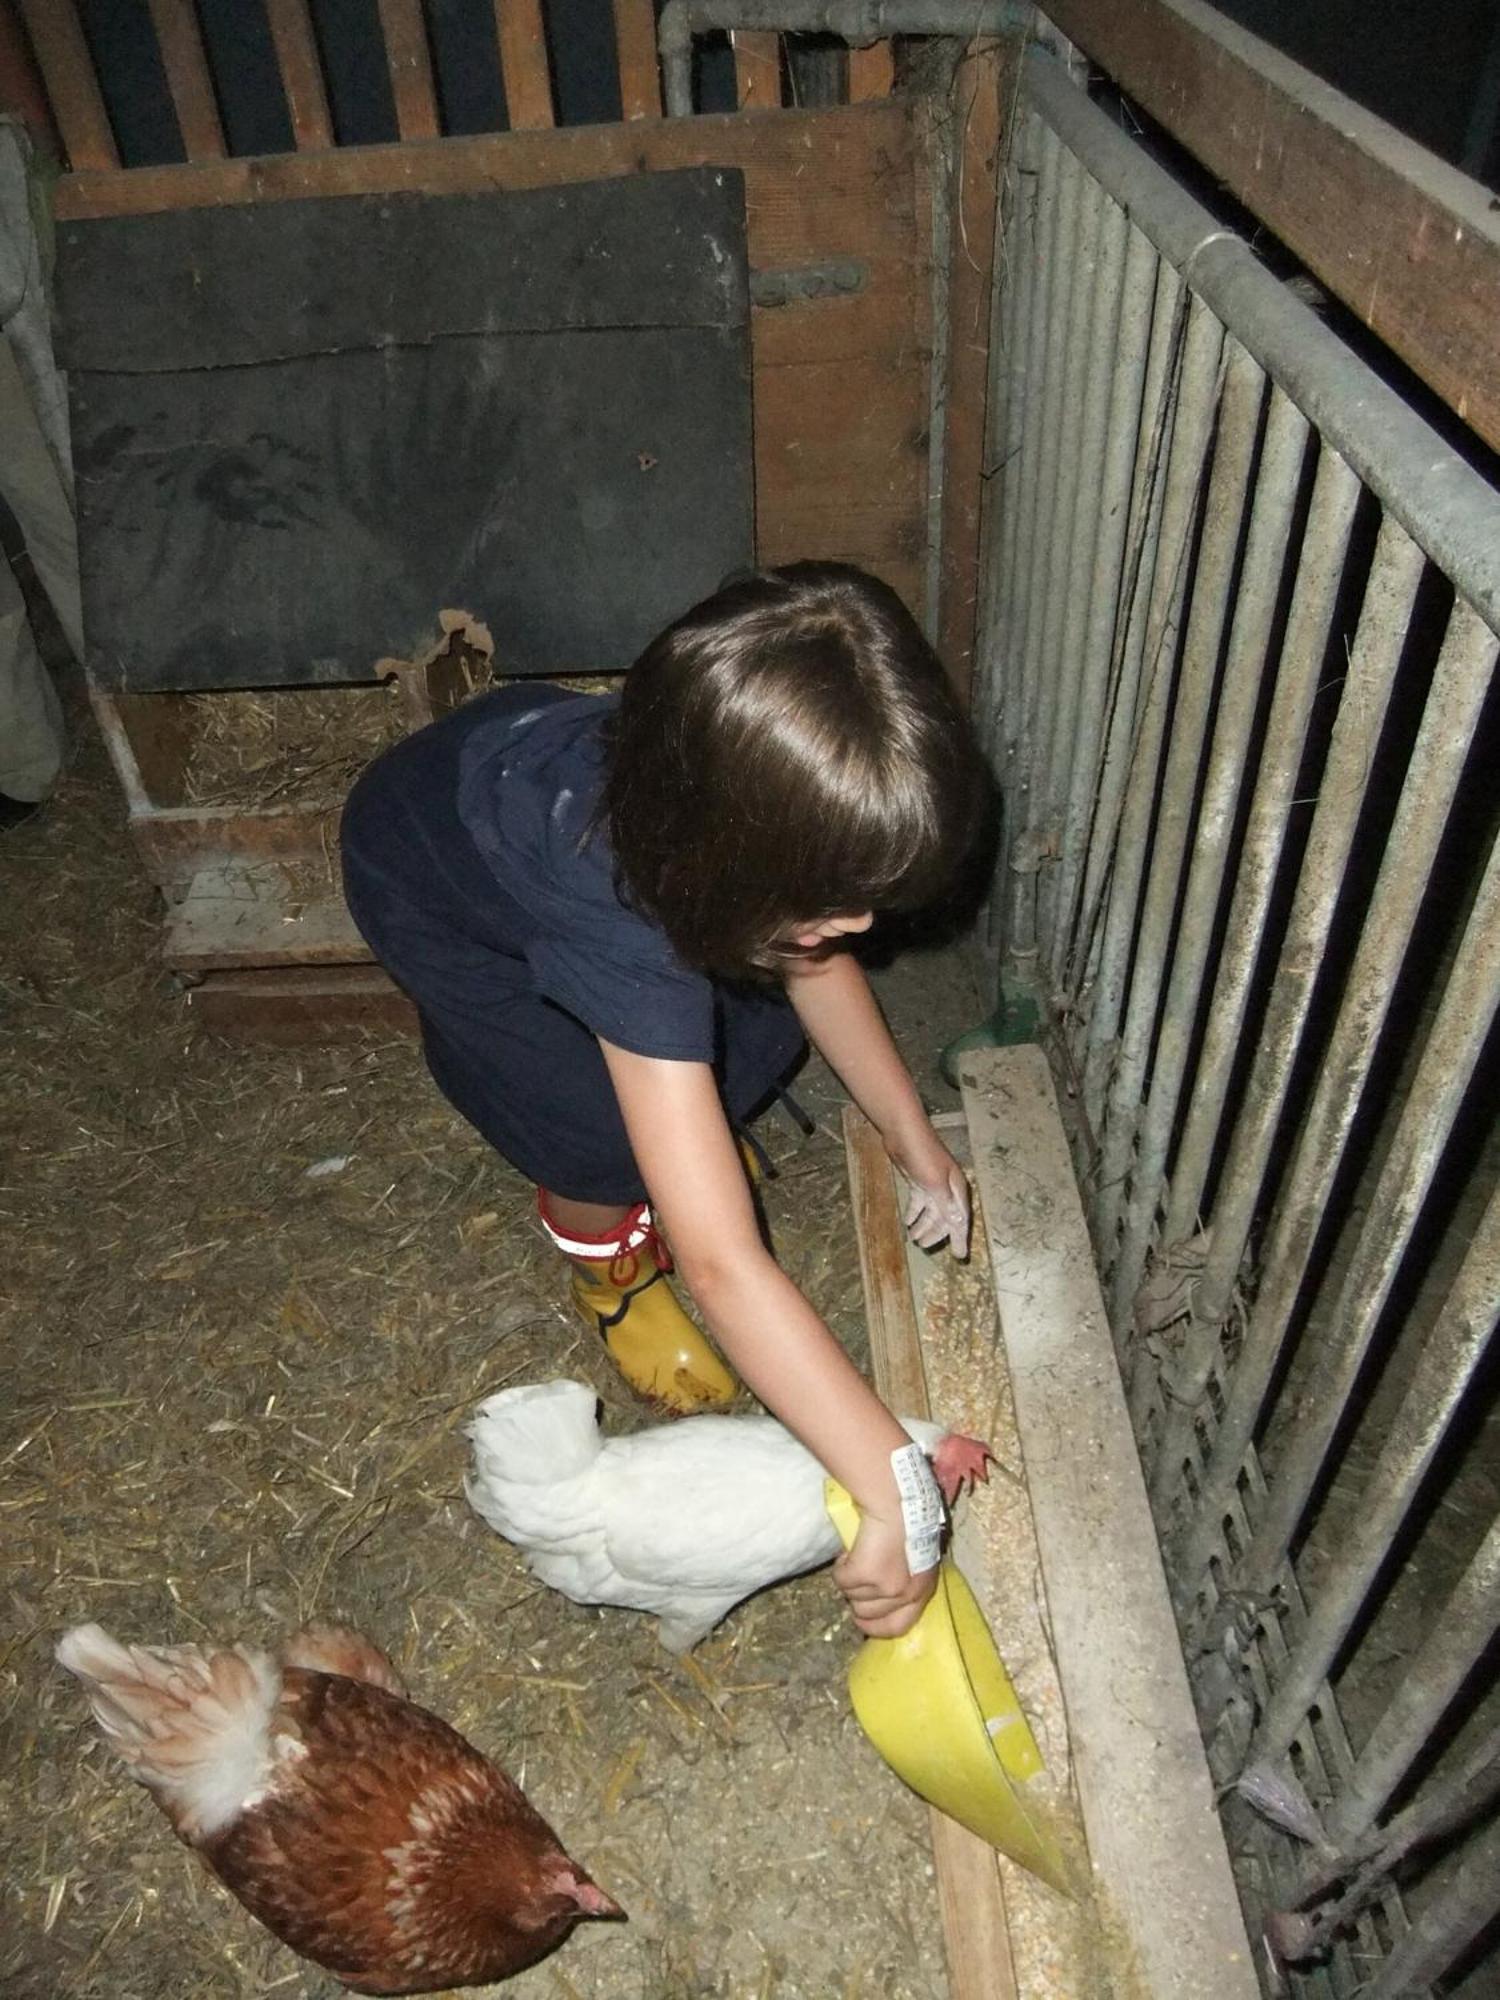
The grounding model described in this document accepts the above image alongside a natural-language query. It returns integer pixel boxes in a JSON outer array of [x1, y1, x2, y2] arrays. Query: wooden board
[[1044, 0, 1500, 454], [53, 101, 933, 618], [17, 0, 116, 170], [185, 964, 417, 1042], [611, 0, 661, 121], [377, 0, 440, 140], [59, 170, 754, 690], [163, 862, 369, 973], [145, 0, 225, 160], [264, 0, 333, 151], [491, 0, 553, 130], [959, 1046, 1258, 1999]]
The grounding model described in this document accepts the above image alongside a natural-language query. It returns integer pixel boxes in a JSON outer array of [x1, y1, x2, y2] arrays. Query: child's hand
[[890, 1127, 971, 1259], [834, 1510, 939, 1637]]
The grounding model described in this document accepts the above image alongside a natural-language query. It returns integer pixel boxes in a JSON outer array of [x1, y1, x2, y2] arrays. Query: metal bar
[[1362, 1794, 1500, 1999], [490, 0, 554, 129], [1097, 337, 1266, 1307], [1022, 45, 1500, 644], [1051, 217, 1157, 991], [731, 29, 781, 106], [264, 0, 334, 150], [1070, 252, 1183, 1057], [1324, 1510, 1500, 1844], [1171, 515, 1427, 1579], [16, 0, 117, 170], [377, 0, 440, 139], [146, 0, 225, 160], [1240, 792, 1500, 1593], [1116, 380, 1310, 1348], [1083, 292, 1224, 1200], [1255, 1177, 1500, 1758], [1161, 442, 1363, 1242], [1035, 190, 1127, 976]]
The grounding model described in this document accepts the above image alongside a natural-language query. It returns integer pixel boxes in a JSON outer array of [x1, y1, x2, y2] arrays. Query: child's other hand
[[891, 1128, 971, 1259], [833, 1511, 939, 1637]]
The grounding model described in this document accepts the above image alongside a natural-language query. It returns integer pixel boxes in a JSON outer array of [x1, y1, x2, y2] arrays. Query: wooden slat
[[731, 29, 780, 111], [490, 0, 552, 131], [163, 862, 368, 973], [146, 0, 224, 159], [56, 103, 933, 621], [0, 0, 61, 154], [611, 0, 660, 120], [961, 1047, 1259, 1998], [847, 40, 895, 103], [17, 0, 115, 170], [1045, 0, 1500, 452], [377, 0, 440, 141], [936, 37, 1008, 704], [264, 0, 333, 151], [186, 965, 418, 1043]]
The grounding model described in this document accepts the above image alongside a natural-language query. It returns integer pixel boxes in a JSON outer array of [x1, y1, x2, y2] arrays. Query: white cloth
[[0, 118, 79, 802]]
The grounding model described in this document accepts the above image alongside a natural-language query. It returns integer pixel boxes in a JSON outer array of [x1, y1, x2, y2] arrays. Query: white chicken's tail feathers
[[56, 1624, 282, 1843], [281, 1622, 405, 1696], [466, 1379, 603, 1488]]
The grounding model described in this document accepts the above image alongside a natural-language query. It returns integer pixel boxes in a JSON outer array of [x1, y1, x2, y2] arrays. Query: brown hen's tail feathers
[[55, 1623, 282, 1844], [280, 1623, 406, 1696]]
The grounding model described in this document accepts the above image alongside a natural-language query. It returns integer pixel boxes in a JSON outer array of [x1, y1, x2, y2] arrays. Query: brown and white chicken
[[55, 1620, 622, 1995]]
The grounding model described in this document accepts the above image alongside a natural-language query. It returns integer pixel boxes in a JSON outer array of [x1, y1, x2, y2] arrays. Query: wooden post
[[490, 0, 553, 130], [377, 0, 440, 140], [731, 29, 780, 110], [16, 0, 116, 170], [146, 0, 225, 161], [264, 0, 334, 151], [936, 36, 1009, 705], [611, 0, 661, 120], [847, 40, 895, 103]]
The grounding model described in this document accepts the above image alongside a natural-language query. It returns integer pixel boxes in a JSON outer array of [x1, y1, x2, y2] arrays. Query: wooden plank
[[264, 0, 333, 151], [960, 1046, 1258, 1999], [163, 861, 368, 972], [16, 0, 115, 170], [1045, 0, 1500, 452], [490, 0, 552, 130], [611, 0, 660, 120], [847, 41, 895, 103], [131, 809, 343, 892], [0, 0, 61, 154], [146, 0, 225, 160], [843, 1107, 1019, 2000], [185, 964, 418, 1043], [731, 29, 780, 111], [89, 687, 195, 811], [377, 0, 440, 140], [936, 37, 1008, 704], [57, 104, 933, 624]]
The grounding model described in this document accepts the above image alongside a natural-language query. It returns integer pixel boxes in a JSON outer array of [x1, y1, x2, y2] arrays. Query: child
[[341, 563, 987, 1636]]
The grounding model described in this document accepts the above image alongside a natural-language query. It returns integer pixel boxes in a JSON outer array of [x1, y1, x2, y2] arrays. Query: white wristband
[[891, 1442, 944, 1574]]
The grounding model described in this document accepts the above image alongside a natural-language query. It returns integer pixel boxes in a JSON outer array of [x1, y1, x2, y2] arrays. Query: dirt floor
[[0, 703, 985, 2000]]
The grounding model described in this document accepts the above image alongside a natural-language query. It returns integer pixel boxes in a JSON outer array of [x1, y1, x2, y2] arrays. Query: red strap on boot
[[536, 1192, 675, 1285]]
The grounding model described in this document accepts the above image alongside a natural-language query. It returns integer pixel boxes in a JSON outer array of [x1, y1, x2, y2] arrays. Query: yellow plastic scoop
[[827, 1479, 1072, 1894]]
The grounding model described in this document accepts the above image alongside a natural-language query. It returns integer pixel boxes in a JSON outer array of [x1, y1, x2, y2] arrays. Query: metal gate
[[976, 43, 1500, 1997]]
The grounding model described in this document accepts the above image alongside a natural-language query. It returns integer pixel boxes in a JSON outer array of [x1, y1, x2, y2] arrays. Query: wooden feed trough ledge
[[843, 1046, 1256, 1998]]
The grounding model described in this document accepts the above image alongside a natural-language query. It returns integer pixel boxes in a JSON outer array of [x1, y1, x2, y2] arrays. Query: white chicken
[[464, 1380, 991, 1653]]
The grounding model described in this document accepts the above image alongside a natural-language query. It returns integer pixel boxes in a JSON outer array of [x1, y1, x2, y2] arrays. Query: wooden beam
[[264, 0, 333, 151], [843, 1108, 1020, 2000], [961, 1046, 1258, 1998], [731, 29, 780, 111], [1044, 0, 1500, 452], [936, 37, 1008, 704], [611, 0, 660, 120], [16, 0, 115, 170], [490, 0, 553, 131], [0, 0, 61, 155], [376, 0, 440, 140], [847, 41, 895, 103], [146, 0, 225, 161], [185, 965, 418, 1042]]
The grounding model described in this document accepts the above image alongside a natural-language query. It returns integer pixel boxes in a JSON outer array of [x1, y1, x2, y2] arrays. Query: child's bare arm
[[599, 1037, 937, 1637], [783, 952, 969, 1255]]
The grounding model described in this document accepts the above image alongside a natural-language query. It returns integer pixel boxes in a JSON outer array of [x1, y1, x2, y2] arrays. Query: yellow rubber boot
[[538, 1195, 737, 1417]]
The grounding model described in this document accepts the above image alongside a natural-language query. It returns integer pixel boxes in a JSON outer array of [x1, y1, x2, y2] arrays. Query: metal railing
[[976, 42, 1500, 1996]]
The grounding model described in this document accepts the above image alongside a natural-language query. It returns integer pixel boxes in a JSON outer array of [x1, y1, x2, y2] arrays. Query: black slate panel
[[59, 169, 752, 689]]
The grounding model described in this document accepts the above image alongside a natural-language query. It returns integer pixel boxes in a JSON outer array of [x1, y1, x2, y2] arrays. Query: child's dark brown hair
[[602, 562, 989, 978]]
